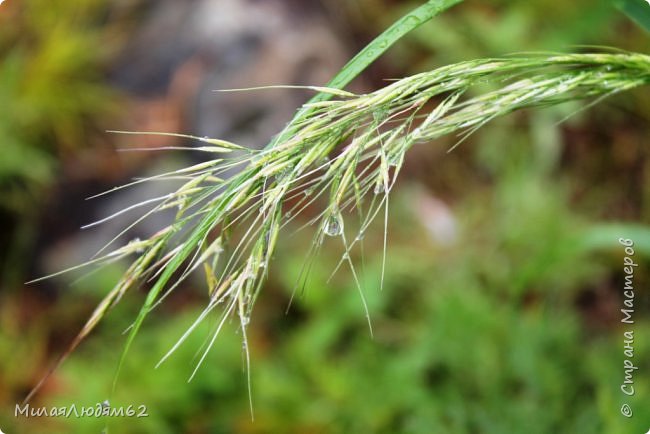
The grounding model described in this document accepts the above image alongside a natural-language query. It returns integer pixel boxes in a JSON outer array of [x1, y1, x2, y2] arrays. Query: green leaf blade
[[616, 0, 650, 33]]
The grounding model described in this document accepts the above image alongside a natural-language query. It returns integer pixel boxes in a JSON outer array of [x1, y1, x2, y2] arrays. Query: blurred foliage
[[2, 0, 650, 433], [0, 0, 120, 286], [0, 0, 116, 213], [6, 164, 650, 432]]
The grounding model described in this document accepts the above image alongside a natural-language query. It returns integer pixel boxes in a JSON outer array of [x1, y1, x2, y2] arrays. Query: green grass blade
[[312, 0, 464, 103], [268, 0, 463, 148], [616, 0, 650, 33]]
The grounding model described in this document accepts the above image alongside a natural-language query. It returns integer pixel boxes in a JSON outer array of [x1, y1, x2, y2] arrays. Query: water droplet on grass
[[405, 15, 422, 26], [128, 238, 145, 254], [387, 153, 402, 167], [324, 212, 343, 236], [318, 155, 331, 167], [177, 194, 187, 211]]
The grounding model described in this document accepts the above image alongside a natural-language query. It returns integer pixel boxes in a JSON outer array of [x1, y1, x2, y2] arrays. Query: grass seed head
[[38, 51, 650, 385]]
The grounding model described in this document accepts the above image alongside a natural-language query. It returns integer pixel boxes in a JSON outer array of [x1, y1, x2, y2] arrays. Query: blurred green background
[[1, 0, 649, 433]]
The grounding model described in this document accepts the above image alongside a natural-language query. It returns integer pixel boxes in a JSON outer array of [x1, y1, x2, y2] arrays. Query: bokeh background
[[1, 0, 649, 433]]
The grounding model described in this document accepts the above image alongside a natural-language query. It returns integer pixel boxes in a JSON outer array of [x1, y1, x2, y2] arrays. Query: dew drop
[[373, 180, 385, 195], [318, 155, 331, 167], [405, 15, 422, 26], [129, 238, 145, 254], [177, 194, 187, 211], [387, 152, 402, 167], [324, 212, 343, 236]]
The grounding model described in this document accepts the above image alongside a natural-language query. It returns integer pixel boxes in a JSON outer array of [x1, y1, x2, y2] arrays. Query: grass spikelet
[[29, 51, 650, 404]]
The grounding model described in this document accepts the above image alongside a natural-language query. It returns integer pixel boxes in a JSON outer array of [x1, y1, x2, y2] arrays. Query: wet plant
[[27, 0, 650, 409]]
